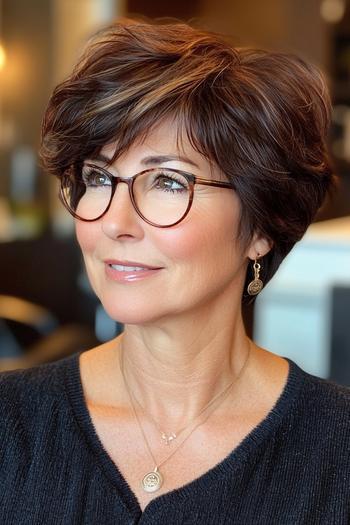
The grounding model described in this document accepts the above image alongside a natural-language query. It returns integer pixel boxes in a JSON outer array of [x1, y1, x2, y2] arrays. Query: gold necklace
[[127, 368, 239, 446], [118, 341, 251, 493]]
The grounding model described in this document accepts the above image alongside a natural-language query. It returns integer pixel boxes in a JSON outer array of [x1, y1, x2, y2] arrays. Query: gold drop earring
[[247, 255, 264, 296]]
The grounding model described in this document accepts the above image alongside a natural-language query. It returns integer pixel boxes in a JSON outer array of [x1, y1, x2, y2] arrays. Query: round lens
[[61, 166, 112, 220], [133, 169, 191, 226]]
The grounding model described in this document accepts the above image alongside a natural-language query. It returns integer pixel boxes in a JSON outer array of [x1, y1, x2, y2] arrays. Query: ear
[[246, 233, 273, 260]]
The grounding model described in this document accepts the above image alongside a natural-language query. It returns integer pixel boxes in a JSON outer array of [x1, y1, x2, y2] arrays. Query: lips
[[104, 259, 163, 283], [104, 259, 163, 270]]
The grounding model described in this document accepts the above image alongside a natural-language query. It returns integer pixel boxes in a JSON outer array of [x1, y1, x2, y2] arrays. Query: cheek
[[75, 221, 99, 254], [75, 221, 105, 299], [158, 205, 240, 269]]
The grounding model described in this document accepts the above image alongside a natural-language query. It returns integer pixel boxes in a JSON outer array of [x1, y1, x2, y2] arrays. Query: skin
[[75, 120, 289, 507]]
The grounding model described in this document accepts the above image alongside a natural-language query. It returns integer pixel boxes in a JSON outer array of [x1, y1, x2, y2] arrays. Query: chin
[[101, 299, 170, 327]]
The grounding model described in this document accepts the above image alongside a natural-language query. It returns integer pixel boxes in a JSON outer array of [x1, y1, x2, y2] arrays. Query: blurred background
[[0, 0, 349, 382]]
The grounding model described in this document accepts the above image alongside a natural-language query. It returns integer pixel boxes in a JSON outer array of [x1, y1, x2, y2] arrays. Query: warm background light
[[320, 0, 346, 23], [0, 43, 6, 70]]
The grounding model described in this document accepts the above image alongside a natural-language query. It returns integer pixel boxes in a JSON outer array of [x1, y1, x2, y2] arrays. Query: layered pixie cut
[[40, 19, 333, 302]]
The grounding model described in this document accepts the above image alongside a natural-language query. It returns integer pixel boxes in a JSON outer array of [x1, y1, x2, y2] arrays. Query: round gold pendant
[[247, 278, 263, 296], [142, 470, 163, 493]]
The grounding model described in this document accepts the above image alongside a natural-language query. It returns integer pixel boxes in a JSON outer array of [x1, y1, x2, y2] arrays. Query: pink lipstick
[[104, 260, 163, 283]]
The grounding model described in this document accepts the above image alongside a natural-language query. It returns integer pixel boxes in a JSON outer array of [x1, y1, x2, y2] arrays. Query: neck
[[117, 305, 251, 429]]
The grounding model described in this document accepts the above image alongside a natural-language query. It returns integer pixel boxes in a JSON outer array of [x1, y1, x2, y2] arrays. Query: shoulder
[[296, 365, 350, 416], [0, 353, 76, 396], [284, 361, 350, 448], [0, 353, 79, 433], [0, 353, 84, 497]]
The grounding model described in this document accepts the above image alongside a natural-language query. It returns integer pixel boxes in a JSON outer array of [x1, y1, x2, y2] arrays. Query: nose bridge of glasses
[[106, 174, 137, 217], [111, 174, 134, 196]]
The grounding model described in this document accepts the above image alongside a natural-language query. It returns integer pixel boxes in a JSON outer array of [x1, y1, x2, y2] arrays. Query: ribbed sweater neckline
[[63, 350, 306, 517]]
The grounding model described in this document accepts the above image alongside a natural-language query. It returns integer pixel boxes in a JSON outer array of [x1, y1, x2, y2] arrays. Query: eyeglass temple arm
[[194, 177, 233, 189]]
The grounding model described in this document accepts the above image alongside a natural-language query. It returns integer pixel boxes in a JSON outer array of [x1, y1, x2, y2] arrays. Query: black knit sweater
[[0, 351, 349, 524]]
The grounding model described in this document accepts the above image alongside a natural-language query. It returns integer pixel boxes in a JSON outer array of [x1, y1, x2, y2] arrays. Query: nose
[[101, 179, 144, 240]]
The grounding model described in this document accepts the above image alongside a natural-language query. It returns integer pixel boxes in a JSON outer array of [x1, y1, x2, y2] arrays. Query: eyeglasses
[[60, 163, 234, 228]]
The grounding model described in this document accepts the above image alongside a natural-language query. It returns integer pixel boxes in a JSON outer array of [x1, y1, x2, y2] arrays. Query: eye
[[82, 166, 111, 187], [151, 170, 189, 193]]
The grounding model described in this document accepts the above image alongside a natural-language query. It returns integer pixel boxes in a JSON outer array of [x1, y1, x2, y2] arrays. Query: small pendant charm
[[161, 432, 177, 445], [247, 278, 263, 296], [142, 468, 163, 493]]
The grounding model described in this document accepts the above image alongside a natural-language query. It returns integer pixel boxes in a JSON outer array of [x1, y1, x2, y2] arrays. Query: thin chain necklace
[[127, 365, 239, 446], [118, 340, 251, 493]]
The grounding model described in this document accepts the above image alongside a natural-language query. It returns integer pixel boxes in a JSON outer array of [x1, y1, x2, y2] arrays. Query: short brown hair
[[40, 19, 334, 302]]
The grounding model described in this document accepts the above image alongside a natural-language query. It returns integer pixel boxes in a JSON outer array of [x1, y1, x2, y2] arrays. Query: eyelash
[[152, 173, 187, 192], [80, 167, 189, 193], [81, 169, 110, 186]]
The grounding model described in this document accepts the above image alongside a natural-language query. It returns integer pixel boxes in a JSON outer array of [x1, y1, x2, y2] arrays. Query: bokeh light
[[0, 42, 6, 70]]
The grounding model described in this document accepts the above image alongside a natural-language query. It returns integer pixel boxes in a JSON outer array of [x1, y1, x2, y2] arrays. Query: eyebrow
[[141, 155, 199, 168], [91, 153, 199, 169]]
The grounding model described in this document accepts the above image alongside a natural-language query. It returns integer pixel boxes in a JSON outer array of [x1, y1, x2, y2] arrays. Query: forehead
[[99, 118, 215, 172]]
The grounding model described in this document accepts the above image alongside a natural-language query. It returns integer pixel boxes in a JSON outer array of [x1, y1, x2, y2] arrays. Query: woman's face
[[75, 120, 256, 325]]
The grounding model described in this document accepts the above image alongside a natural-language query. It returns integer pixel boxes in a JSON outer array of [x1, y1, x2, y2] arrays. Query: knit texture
[[0, 351, 349, 524]]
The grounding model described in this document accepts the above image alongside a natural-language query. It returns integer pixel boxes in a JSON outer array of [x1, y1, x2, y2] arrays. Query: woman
[[1, 19, 349, 524]]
